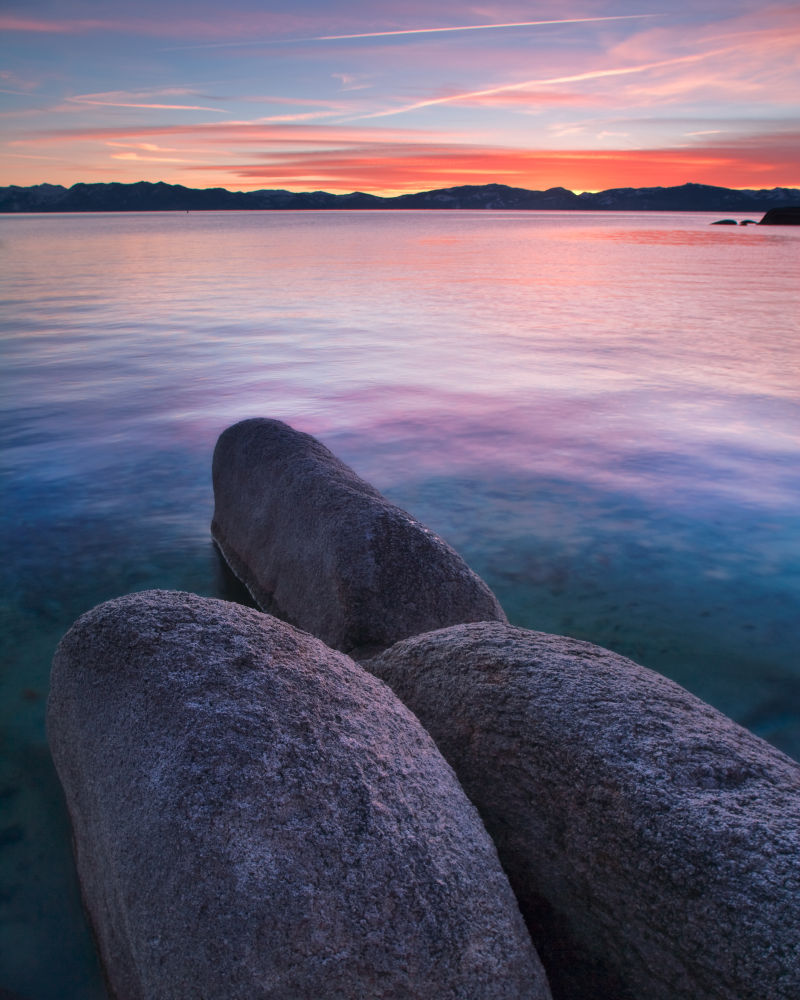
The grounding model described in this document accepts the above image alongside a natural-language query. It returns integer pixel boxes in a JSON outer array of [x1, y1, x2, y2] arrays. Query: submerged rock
[[48, 591, 549, 1000], [368, 622, 800, 1000], [211, 418, 506, 657]]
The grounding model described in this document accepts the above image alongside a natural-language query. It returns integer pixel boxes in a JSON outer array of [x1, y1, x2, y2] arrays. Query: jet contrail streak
[[357, 49, 728, 120], [163, 14, 661, 50], [313, 15, 660, 41]]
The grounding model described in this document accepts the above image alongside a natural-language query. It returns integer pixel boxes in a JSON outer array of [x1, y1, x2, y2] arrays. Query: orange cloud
[[179, 132, 799, 194], [6, 117, 797, 195]]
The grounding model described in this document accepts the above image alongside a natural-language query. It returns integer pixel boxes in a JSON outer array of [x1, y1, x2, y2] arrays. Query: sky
[[1, 1, 798, 194]]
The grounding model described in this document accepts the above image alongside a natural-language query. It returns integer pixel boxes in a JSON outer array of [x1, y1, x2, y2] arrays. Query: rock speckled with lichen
[[368, 621, 800, 1000], [48, 591, 550, 1000], [211, 418, 506, 657]]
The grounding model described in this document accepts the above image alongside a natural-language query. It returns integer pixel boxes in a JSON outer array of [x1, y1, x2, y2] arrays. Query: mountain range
[[1, 180, 799, 213]]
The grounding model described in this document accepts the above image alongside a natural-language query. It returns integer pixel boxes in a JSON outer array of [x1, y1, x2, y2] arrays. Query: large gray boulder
[[368, 622, 800, 1000], [47, 591, 550, 1000], [211, 418, 506, 657]]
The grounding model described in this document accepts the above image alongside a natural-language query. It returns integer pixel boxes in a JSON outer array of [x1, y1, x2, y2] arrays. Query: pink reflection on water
[[5, 210, 799, 515]]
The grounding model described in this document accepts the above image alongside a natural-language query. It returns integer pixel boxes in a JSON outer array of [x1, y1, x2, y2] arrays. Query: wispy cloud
[[106, 141, 182, 152], [254, 111, 345, 123], [332, 73, 372, 93], [18, 115, 795, 192], [168, 13, 662, 50], [111, 151, 194, 162], [460, 88, 605, 110], [181, 131, 800, 194], [0, 16, 108, 33], [0, 69, 40, 94], [0, 11, 315, 41], [3, 3, 796, 193], [356, 48, 733, 120], [66, 90, 228, 113], [237, 94, 349, 107], [604, 11, 800, 103], [14, 121, 441, 149], [6, 111, 798, 192], [2, 151, 67, 161], [230, 95, 356, 120]]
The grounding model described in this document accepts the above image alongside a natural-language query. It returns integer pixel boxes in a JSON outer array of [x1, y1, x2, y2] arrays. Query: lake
[[1, 209, 798, 997]]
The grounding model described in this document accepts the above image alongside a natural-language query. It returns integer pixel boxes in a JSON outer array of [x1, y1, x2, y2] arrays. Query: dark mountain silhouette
[[1, 180, 798, 213]]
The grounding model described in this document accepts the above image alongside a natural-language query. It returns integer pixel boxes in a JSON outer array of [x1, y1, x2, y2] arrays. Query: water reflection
[[576, 226, 795, 246], [1, 210, 799, 998]]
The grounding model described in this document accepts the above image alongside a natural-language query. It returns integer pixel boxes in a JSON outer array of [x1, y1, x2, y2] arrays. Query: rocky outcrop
[[47, 591, 550, 1000], [211, 418, 506, 657], [368, 622, 800, 1000], [759, 206, 800, 224]]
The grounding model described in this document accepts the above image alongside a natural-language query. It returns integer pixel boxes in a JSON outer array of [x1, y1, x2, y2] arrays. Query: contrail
[[163, 14, 661, 51], [357, 49, 727, 120], [313, 15, 661, 42]]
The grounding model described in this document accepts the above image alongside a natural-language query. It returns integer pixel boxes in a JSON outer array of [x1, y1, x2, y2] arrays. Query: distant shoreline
[[2, 180, 799, 214]]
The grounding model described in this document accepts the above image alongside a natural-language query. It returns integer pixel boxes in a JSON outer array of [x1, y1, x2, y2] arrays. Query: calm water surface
[[1, 210, 799, 996]]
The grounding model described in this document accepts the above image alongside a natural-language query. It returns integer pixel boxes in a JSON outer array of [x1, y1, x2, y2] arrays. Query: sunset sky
[[1, 1, 798, 194]]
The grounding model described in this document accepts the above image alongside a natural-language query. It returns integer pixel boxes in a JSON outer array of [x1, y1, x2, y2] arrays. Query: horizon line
[[3, 179, 799, 195]]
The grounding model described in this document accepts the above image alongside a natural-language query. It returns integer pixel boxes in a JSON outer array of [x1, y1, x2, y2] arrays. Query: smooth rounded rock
[[368, 622, 800, 1000], [211, 418, 506, 657], [47, 592, 550, 1000], [758, 206, 800, 224]]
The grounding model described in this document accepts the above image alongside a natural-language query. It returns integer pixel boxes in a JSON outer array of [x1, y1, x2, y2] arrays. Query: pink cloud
[[0, 16, 108, 33], [110, 151, 194, 163], [67, 93, 228, 112], [16, 121, 441, 147], [0, 11, 318, 41], [238, 95, 352, 108], [171, 129, 800, 194], [0, 69, 41, 94], [603, 7, 800, 105], [466, 89, 604, 108], [254, 111, 347, 123], [12, 117, 798, 189], [356, 49, 735, 120]]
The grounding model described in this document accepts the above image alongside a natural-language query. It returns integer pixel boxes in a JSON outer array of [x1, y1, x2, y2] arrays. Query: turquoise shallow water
[[1, 210, 798, 996]]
